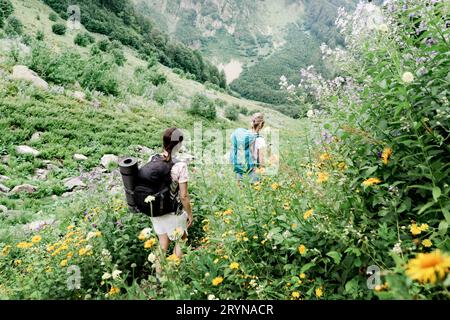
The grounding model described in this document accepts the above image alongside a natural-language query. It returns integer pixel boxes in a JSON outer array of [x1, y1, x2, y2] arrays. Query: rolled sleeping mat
[[118, 157, 139, 212]]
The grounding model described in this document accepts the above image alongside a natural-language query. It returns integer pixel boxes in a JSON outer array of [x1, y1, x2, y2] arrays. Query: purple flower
[[92, 224, 97, 228]]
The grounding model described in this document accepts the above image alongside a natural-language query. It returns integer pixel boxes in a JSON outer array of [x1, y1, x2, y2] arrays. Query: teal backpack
[[230, 128, 259, 174]]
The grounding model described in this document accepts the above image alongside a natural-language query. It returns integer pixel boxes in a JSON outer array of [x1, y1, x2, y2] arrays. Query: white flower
[[139, 227, 152, 240], [101, 249, 110, 256], [378, 24, 389, 33], [144, 195, 155, 203], [131, 263, 137, 268], [307, 110, 315, 118], [147, 253, 156, 263], [402, 72, 414, 83], [112, 270, 122, 279], [85, 245, 93, 251], [102, 272, 112, 280], [207, 294, 218, 300], [392, 242, 402, 254], [86, 232, 96, 241]]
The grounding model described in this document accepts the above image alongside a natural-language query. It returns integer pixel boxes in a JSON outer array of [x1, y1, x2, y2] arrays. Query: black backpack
[[134, 154, 182, 217]]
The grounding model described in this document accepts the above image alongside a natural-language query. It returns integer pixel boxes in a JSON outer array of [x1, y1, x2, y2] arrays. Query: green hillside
[[0, 0, 449, 301]]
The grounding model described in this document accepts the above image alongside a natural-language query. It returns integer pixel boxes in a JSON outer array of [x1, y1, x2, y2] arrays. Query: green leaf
[[438, 221, 448, 236], [326, 251, 342, 264], [417, 201, 435, 215], [300, 262, 316, 273], [432, 187, 441, 202]]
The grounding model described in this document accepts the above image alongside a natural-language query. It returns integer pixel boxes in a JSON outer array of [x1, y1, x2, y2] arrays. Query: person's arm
[[258, 148, 265, 168], [179, 182, 193, 228]]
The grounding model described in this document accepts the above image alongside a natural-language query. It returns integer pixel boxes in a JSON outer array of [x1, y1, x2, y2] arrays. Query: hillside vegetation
[[0, 0, 449, 301]]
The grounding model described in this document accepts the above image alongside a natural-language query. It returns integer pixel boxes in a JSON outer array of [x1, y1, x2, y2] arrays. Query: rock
[[0, 175, 10, 182], [30, 131, 43, 142], [91, 99, 101, 108], [16, 145, 40, 157], [11, 65, 48, 90], [0, 205, 7, 213], [10, 184, 38, 194], [64, 177, 86, 191], [51, 195, 58, 200], [34, 168, 49, 180], [0, 183, 10, 193], [23, 219, 56, 232], [101, 154, 118, 168], [50, 85, 65, 95], [72, 91, 86, 102], [137, 145, 154, 156], [73, 153, 88, 161], [1, 155, 9, 164]]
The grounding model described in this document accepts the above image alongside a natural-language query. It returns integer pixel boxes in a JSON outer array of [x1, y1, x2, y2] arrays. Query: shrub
[[188, 94, 216, 120], [48, 12, 58, 22], [97, 39, 111, 52], [36, 30, 45, 41], [51, 23, 66, 35], [80, 55, 120, 96], [224, 105, 239, 121], [238, 105, 249, 115], [153, 83, 175, 105], [74, 32, 95, 47], [4, 16, 22, 36], [110, 48, 126, 66]]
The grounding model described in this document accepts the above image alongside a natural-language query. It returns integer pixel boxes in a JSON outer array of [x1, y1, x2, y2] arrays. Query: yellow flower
[[422, 239, 432, 248], [299, 273, 306, 279], [292, 291, 300, 299], [31, 235, 42, 243], [67, 252, 73, 259], [14, 259, 22, 266], [419, 223, 429, 232], [316, 172, 329, 183], [67, 225, 75, 230], [319, 153, 331, 161], [229, 262, 240, 270], [213, 258, 219, 264], [78, 247, 88, 256], [60, 259, 68, 267], [410, 224, 422, 236], [303, 209, 314, 220], [212, 277, 224, 286], [17, 242, 33, 249], [254, 185, 261, 191], [283, 202, 290, 210], [271, 183, 280, 190], [223, 209, 233, 216], [291, 223, 298, 230], [338, 162, 347, 171], [1, 245, 12, 256], [167, 253, 181, 264], [315, 287, 323, 298], [109, 287, 120, 295], [381, 147, 393, 165], [298, 245, 307, 255], [362, 177, 382, 187], [144, 238, 157, 249], [405, 250, 450, 284]]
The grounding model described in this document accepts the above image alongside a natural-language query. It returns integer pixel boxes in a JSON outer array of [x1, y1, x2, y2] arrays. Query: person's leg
[[173, 232, 188, 258], [155, 233, 170, 275]]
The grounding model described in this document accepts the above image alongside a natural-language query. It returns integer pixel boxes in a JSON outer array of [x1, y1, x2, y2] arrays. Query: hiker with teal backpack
[[230, 112, 266, 184]]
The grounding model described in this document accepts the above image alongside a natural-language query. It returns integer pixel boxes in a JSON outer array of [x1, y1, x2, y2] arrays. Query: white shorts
[[150, 211, 188, 241]]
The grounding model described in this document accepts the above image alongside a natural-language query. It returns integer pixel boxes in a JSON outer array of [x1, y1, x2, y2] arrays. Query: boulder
[[73, 153, 88, 161], [1, 155, 9, 164], [64, 177, 86, 191], [11, 65, 48, 90], [101, 154, 118, 168], [23, 218, 56, 232], [0, 205, 8, 213], [16, 145, 40, 157], [30, 131, 43, 142], [91, 99, 101, 109], [34, 168, 49, 180], [10, 184, 38, 194], [0, 183, 10, 193], [72, 91, 86, 102], [137, 145, 154, 156], [0, 175, 10, 182]]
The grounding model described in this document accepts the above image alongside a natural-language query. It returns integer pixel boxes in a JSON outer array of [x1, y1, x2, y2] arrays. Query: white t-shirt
[[253, 136, 266, 162]]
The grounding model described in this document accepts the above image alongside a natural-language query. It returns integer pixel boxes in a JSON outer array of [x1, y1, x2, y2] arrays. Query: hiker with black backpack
[[230, 112, 266, 185], [134, 128, 193, 264]]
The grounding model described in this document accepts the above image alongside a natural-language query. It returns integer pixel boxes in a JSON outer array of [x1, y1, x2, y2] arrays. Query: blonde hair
[[251, 112, 265, 130]]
